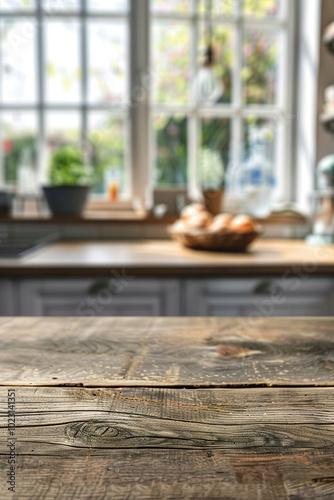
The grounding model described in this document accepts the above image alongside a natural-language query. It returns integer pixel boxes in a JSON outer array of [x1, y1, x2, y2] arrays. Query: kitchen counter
[[0, 317, 333, 499], [1, 239, 333, 317], [0, 238, 333, 277]]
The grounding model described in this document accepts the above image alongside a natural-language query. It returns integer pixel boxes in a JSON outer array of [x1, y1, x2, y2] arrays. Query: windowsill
[[0, 211, 175, 225], [0, 211, 308, 226]]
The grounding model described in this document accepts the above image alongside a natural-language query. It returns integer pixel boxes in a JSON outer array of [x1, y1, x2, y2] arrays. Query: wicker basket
[[168, 226, 261, 252]]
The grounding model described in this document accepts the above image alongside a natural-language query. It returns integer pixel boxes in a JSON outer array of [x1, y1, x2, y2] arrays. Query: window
[[0, 0, 295, 209], [150, 0, 295, 206], [0, 0, 130, 199]]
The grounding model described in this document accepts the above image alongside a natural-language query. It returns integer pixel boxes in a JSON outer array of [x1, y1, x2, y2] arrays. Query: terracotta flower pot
[[202, 189, 224, 215]]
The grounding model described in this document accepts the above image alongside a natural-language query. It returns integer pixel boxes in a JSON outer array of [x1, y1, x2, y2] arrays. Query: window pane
[[243, 117, 276, 164], [243, 29, 279, 105], [153, 115, 188, 187], [151, 0, 191, 13], [241, 117, 277, 215], [88, 21, 128, 104], [88, 112, 127, 197], [45, 20, 81, 103], [152, 22, 191, 104], [198, 24, 234, 104], [46, 112, 80, 155], [1, 111, 38, 185], [198, 0, 236, 15], [200, 118, 231, 189], [0, 0, 34, 9], [243, 0, 281, 18], [1, 19, 36, 103], [42, 0, 79, 11], [88, 0, 128, 12]]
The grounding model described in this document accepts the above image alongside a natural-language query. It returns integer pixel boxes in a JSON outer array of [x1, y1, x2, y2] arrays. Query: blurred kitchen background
[[0, 0, 333, 318]]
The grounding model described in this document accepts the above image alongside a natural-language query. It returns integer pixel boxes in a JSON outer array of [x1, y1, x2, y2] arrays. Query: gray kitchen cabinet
[[184, 278, 334, 317], [0, 280, 15, 315], [2, 276, 334, 317], [18, 278, 180, 317]]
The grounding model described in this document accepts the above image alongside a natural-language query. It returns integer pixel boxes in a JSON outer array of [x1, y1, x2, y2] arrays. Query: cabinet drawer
[[185, 278, 334, 317], [0, 280, 15, 316], [18, 278, 180, 317]]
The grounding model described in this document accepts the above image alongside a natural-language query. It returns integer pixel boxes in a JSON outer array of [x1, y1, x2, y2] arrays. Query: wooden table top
[[0, 239, 334, 277], [1, 317, 334, 499]]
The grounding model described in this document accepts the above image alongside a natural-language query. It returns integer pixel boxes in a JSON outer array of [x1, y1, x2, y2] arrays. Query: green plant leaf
[[49, 146, 91, 186]]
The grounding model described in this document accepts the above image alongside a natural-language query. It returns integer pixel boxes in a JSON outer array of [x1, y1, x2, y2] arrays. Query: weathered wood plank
[[0, 317, 333, 387], [1, 387, 334, 453], [1, 386, 334, 499], [1, 449, 334, 500], [1, 386, 334, 425]]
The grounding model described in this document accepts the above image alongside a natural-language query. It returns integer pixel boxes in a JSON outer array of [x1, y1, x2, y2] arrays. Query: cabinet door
[[18, 278, 180, 317], [0, 280, 15, 316], [185, 278, 334, 317]]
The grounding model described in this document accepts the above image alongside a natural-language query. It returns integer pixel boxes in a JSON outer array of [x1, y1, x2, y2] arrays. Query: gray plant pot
[[0, 191, 14, 217], [43, 186, 89, 216]]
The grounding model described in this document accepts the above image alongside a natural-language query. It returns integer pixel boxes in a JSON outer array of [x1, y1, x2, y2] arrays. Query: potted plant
[[199, 148, 225, 215], [43, 146, 92, 216]]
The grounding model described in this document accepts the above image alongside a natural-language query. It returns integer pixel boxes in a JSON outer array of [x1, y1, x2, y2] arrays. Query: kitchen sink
[[0, 233, 57, 258]]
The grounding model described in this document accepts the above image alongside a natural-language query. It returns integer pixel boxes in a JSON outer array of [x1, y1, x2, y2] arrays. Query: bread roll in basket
[[168, 205, 262, 252]]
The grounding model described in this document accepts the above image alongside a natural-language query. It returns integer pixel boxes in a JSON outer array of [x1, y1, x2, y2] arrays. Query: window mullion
[[188, 0, 200, 200], [130, 0, 149, 208], [80, 0, 88, 159], [0, 19, 3, 185], [234, 0, 242, 111], [188, 114, 200, 200], [282, 0, 297, 202], [36, 0, 46, 184], [229, 0, 243, 206]]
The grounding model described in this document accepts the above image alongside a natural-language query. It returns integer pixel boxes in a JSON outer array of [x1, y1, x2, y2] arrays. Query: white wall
[[317, 0, 334, 163]]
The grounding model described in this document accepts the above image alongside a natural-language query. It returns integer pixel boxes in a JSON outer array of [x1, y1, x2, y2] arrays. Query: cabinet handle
[[253, 281, 284, 296], [87, 281, 109, 296]]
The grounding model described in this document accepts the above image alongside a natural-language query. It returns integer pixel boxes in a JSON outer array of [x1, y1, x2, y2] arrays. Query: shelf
[[310, 188, 334, 198], [0, 212, 178, 225], [320, 113, 334, 133], [0, 212, 307, 226], [323, 21, 334, 54]]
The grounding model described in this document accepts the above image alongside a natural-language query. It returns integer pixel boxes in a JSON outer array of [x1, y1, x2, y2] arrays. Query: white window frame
[[143, 0, 297, 208], [0, 0, 301, 213], [0, 0, 133, 206], [295, 0, 322, 213]]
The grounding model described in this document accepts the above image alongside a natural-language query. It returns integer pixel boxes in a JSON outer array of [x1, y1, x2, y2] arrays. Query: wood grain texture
[[0, 317, 334, 387], [2, 449, 334, 500], [1, 387, 334, 499], [0, 239, 333, 277], [1, 318, 334, 499]]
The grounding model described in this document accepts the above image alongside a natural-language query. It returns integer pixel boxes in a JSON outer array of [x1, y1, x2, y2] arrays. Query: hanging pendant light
[[194, 0, 224, 105]]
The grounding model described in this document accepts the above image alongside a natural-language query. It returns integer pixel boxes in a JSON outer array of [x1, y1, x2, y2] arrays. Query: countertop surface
[[0, 238, 334, 277], [0, 317, 334, 499], [1, 317, 333, 387]]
